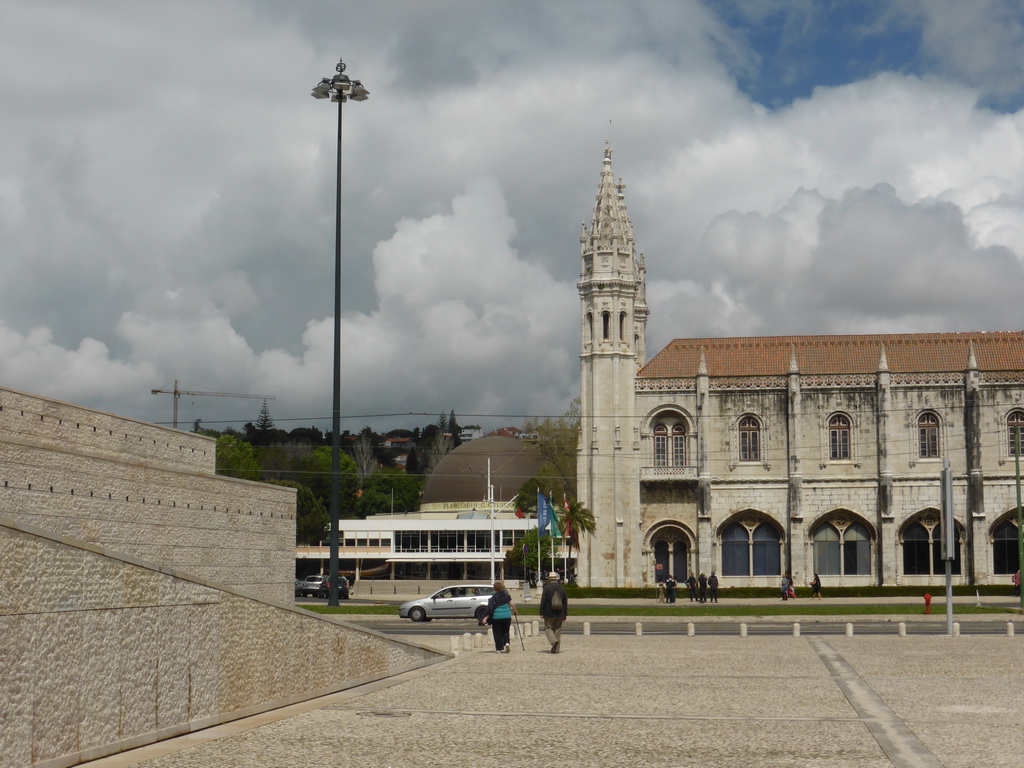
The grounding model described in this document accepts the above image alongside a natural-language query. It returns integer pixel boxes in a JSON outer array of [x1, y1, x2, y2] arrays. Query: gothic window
[[721, 520, 781, 576], [721, 523, 749, 576], [619, 311, 627, 343], [918, 412, 940, 458], [654, 425, 668, 467], [601, 311, 610, 341], [671, 425, 686, 467], [1009, 411, 1024, 456], [586, 312, 593, 345], [813, 520, 870, 576], [993, 520, 1018, 574], [652, 418, 687, 467], [828, 414, 851, 460], [902, 522, 930, 575], [738, 416, 761, 462]]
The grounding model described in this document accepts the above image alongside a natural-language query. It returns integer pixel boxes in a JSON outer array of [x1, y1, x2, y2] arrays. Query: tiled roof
[[637, 331, 1024, 378]]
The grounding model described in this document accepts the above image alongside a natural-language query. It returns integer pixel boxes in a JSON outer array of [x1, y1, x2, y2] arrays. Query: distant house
[[489, 426, 524, 440], [459, 427, 483, 442]]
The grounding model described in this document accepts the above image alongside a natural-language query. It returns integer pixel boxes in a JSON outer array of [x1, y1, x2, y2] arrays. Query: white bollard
[[583, 621, 591, 636], [1008, 621, 1015, 637], [635, 621, 643, 636], [523, 622, 531, 637], [450, 635, 461, 654], [533, 620, 540, 635], [473, 632, 483, 648], [793, 622, 800, 637], [462, 632, 473, 651], [846, 623, 854, 637], [898, 622, 906, 638], [739, 622, 747, 638], [510, 624, 517, 639], [687, 622, 695, 637], [953, 622, 961, 637]]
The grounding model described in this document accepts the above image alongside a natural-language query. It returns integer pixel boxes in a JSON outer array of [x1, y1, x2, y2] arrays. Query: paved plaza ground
[[84, 619, 1024, 768]]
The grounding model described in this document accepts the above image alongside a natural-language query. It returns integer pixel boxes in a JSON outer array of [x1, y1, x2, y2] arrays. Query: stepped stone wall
[[0, 387, 295, 603]]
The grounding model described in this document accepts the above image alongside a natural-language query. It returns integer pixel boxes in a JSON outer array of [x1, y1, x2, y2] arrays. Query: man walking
[[540, 571, 568, 653]]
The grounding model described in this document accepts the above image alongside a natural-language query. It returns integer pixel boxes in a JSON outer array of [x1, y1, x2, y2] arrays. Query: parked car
[[315, 576, 351, 599], [294, 578, 304, 597], [398, 584, 495, 622], [300, 575, 325, 597]]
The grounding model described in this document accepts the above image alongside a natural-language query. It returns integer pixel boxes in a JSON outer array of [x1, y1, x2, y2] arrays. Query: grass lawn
[[301, 603, 1018, 617]]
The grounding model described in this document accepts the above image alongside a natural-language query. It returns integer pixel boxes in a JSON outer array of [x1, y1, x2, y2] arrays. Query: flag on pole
[[549, 495, 562, 537], [515, 506, 524, 519], [538, 491, 551, 537], [562, 496, 572, 538]]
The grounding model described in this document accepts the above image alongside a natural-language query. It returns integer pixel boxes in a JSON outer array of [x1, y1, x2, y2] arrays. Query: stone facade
[[0, 387, 295, 603], [577, 149, 1024, 588], [0, 516, 444, 768]]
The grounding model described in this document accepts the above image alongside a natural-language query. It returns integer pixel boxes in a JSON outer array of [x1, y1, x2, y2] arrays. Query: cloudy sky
[[2, 0, 1023, 434]]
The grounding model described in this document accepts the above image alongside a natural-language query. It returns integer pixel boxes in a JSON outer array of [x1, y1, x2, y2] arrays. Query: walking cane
[[512, 610, 526, 651]]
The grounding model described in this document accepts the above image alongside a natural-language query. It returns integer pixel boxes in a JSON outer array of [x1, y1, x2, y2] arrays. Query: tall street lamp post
[[311, 58, 369, 606]]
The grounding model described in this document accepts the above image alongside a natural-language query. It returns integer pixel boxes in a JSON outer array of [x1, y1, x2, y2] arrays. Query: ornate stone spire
[[584, 142, 635, 252], [789, 344, 799, 374], [967, 340, 978, 370], [877, 343, 888, 372], [698, 347, 708, 375]]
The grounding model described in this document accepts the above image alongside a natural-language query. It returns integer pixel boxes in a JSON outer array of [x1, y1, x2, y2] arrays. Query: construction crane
[[150, 380, 275, 430]]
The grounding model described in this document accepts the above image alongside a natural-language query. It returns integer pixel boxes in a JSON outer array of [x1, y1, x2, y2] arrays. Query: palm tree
[[560, 499, 595, 582]]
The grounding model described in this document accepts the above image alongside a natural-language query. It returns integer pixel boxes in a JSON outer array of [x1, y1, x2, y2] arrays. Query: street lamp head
[[311, 57, 369, 104]]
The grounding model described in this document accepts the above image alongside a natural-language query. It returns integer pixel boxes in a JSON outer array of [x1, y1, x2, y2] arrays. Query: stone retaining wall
[[0, 517, 447, 768]]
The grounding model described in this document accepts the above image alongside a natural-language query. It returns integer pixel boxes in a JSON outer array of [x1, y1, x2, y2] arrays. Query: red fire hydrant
[[924, 593, 932, 614]]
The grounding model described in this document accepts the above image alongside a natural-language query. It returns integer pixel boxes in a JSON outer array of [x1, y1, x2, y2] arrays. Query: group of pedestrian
[[780, 572, 797, 600], [486, 572, 568, 655], [657, 571, 719, 603]]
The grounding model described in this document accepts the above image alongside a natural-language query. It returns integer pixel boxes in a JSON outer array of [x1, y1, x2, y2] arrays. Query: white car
[[398, 584, 496, 622]]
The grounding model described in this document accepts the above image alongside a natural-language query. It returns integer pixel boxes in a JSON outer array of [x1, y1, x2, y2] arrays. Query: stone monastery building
[[576, 145, 1024, 589]]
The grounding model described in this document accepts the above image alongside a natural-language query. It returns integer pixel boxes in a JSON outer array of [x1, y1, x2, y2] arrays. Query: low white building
[[297, 436, 568, 580]]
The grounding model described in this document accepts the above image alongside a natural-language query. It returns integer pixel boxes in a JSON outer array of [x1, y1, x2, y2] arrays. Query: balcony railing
[[641, 465, 698, 481]]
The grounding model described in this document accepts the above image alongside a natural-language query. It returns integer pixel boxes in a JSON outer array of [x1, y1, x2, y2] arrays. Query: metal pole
[[489, 458, 495, 582], [1015, 426, 1022, 610], [941, 458, 953, 636], [328, 94, 344, 607]]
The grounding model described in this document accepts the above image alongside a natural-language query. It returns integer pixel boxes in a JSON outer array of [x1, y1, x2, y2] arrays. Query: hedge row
[[565, 584, 1017, 599]]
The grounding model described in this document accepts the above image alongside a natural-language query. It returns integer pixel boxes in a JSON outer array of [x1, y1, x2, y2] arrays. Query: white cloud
[[0, 1, 1023, 432]]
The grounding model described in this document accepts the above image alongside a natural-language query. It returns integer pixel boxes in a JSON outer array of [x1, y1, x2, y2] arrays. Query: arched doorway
[[648, 523, 691, 583]]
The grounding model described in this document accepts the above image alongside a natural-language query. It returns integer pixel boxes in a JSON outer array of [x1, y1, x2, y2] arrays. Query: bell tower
[[577, 144, 647, 587]]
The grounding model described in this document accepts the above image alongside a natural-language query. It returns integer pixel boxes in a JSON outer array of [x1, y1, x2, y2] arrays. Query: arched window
[[654, 424, 668, 467], [721, 523, 749, 576], [813, 524, 840, 575], [752, 523, 781, 575], [671, 425, 686, 467], [903, 522, 930, 575], [829, 414, 851, 460], [919, 412, 940, 458], [652, 418, 687, 467], [993, 520, 1018, 574], [1009, 411, 1024, 457], [738, 416, 761, 462], [586, 312, 593, 345], [721, 520, 781, 576], [843, 522, 870, 575], [619, 311, 627, 343], [813, 519, 870, 576], [601, 311, 610, 341]]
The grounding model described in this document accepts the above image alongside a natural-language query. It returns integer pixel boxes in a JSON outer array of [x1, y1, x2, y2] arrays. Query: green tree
[[215, 435, 260, 480], [296, 445, 360, 518], [562, 499, 596, 571], [504, 528, 541, 579], [294, 484, 329, 545], [354, 468, 423, 517], [521, 398, 580, 501]]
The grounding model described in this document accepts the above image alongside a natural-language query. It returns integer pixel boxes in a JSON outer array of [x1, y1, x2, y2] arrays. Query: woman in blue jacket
[[487, 581, 517, 653]]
